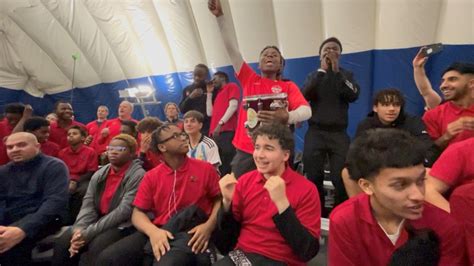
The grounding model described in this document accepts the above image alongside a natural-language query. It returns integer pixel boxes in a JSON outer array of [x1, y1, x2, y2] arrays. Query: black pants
[[214, 131, 236, 176], [52, 227, 135, 266], [303, 128, 349, 216], [68, 180, 90, 225], [230, 149, 256, 179], [214, 250, 286, 266], [100, 231, 211, 266], [0, 219, 61, 266]]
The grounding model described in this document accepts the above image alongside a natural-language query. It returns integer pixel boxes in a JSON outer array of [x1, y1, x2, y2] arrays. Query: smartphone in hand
[[420, 43, 443, 57]]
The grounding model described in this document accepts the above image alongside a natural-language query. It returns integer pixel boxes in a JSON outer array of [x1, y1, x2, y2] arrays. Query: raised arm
[[208, 0, 244, 73], [413, 48, 442, 110]]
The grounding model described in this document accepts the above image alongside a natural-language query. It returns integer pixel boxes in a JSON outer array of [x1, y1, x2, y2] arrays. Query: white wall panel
[[228, 0, 278, 63], [375, 0, 443, 49], [189, 0, 232, 70], [273, 0, 323, 58], [0, 0, 472, 96], [121, 0, 176, 75], [437, 0, 473, 44], [152, 0, 205, 73], [321, 0, 376, 53], [0, 15, 71, 96]]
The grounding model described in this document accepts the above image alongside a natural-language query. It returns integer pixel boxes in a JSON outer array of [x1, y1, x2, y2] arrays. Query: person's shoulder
[[447, 137, 474, 150], [288, 169, 316, 190], [58, 146, 68, 156], [201, 136, 217, 149], [226, 82, 239, 88], [339, 67, 354, 75], [85, 120, 96, 128], [415, 202, 462, 233], [41, 154, 68, 168], [330, 195, 361, 223], [188, 157, 215, 170], [44, 140, 60, 148], [236, 169, 260, 187], [72, 120, 86, 127], [82, 145, 96, 153], [424, 101, 450, 116]]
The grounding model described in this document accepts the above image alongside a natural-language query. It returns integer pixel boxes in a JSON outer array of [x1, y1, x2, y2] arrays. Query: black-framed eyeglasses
[[158, 132, 188, 144]]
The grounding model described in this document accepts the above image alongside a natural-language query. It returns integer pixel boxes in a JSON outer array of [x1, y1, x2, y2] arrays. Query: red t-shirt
[[86, 119, 108, 154], [233, 62, 309, 153], [429, 137, 474, 187], [41, 140, 60, 157], [49, 120, 86, 149], [450, 183, 474, 265], [232, 167, 321, 265], [133, 157, 220, 226], [0, 119, 13, 141], [58, 144, 98, 181], [99, 162, 131, 215], [0, 119, 14, 165], [329, 194, 467, 266], [209, 82, 241, 134], [422, 101, 474, 145]]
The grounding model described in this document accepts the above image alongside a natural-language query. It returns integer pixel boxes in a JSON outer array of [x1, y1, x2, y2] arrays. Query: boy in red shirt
[[49, 101, 85, 149], [215, 123, 321, 265], [94, 124, 221, 265], [329, 128, 466, 266], [23, 117, 60, 157], [136, 117, 163, 171], [58, 125, 98, 223]]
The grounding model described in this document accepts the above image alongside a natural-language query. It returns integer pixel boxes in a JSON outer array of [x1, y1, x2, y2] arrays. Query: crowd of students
[[1, 0, 473, 265]]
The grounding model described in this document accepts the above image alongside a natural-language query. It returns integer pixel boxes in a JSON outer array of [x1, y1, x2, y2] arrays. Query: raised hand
[[219, 173, 238, 210], [263, 175, 290, 213], [257, 109, 289, 125], [413, 47, 428, 68], [208, 0, 223, 17]]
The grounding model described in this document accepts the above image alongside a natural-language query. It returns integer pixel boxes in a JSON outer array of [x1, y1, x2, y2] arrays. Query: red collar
[[256, 166, 294, 185]]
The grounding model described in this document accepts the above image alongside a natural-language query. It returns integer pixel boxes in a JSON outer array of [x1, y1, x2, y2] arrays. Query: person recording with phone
[[302, 37, 360, 217], [412, 45, 443, 110]]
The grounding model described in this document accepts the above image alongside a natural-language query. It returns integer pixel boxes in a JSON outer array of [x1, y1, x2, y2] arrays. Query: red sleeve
[[86, 149, 99, 172], [0, 142, 9, 165], [133, 172, 155, 211], [437, 215, 469, 265], [422, 109, 442, 140], [286, 81, 309, 111], [227, 83, 241, 101], [328, 211, 359, 266], [236, 62, 257, 93], [450, 184, 474, 265], [295, 185, 321, 238], [429, 142, 465, 186]]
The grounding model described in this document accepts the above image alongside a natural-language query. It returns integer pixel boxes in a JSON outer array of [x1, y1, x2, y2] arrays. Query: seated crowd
[[1, 1, 473, 265]]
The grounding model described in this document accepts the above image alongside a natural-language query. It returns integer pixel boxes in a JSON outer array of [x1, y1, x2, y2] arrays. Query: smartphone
[[420, 43, 443, 57]]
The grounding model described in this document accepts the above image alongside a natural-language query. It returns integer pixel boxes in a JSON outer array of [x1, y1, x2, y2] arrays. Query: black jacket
[[355, 112, 440, 166], [0, 153, 69, 238], [304, 68, 360, 131]]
